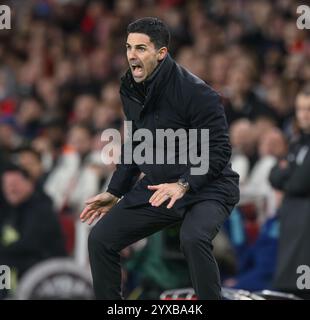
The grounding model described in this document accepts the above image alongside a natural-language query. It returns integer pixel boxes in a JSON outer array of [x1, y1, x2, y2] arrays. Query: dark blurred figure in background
[[270, 85, 310, 299], [0, 164, 66, 299], [13, 146, 47, 189], [224, 63, 277, 126]]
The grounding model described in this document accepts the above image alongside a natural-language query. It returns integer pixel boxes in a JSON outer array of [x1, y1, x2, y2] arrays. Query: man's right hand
[[80, 192, 119, 225]]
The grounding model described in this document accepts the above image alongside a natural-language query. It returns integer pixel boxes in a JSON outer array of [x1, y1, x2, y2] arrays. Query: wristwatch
[[177, 178, 190, 192]]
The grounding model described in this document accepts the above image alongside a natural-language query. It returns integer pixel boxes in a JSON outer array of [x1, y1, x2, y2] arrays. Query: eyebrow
[[126, 43, 148, 48]]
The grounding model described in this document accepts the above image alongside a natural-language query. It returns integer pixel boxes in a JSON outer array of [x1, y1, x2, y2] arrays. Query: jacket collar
[[120, 53, 175, 103]]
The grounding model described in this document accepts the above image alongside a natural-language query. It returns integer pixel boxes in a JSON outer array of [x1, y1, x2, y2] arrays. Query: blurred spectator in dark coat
[[224, 64, 277, 126], [0, 164, 66, 285], [269, 84, 310, 298]]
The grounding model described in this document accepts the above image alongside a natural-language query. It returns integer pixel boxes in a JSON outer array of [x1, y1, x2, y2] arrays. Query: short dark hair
[[2, 163, 32, 180], [127, 17, 170, 49], [15, 146, 42, 162]]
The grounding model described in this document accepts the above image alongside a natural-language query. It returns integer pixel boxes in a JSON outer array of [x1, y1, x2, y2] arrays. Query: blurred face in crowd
[[258, 128, 287, 158], [2, 171, 34, 206], [296, 93, 310, 133], [18, 150, 43, 181], [17, 99, 42, 126], [74, 95, 97, 125], [209, 53, 229, 86], [230, 119, 256, 156], [101, 82, 122, 108], [93, 105, 118, 130], [68, 126, 92, 156], [176, 47, 196, 72], [126, 33, 167, 83], [227, 66, 251, 95], [0, 123, 16, 149]]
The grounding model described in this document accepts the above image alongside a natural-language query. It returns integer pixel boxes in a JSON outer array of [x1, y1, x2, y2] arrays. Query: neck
[[122, 53, 173, 99]]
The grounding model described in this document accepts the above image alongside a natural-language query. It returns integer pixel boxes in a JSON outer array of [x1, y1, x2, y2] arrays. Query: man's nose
[[127, 49, 137, 61]]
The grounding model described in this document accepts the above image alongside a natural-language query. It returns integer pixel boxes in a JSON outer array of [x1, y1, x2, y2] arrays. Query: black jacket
[[270, 133, 310, 197], [0, 190, 66, 276], [269, 132, 310, 291], [107, 54, 239, 213]]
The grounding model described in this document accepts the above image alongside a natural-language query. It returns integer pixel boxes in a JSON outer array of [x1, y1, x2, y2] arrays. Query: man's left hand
[[148, 183, 187, 209]]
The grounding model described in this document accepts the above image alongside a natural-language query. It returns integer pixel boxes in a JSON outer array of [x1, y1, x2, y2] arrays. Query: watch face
[[178, 179, 189, 190]]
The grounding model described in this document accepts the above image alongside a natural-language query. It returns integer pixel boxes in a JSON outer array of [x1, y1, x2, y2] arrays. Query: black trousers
[[88, 198, 233, 300]]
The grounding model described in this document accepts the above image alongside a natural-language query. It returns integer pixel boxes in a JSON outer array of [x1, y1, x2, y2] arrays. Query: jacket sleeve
[[180, 85, 232, 192], [283, 149, 310, 196], [269, 163, 291, 191], [107, 121, 141, 198], [269, 147, 310, 196]]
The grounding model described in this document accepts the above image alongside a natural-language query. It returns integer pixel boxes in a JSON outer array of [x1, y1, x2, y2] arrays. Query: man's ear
[[157, 47, 168, 61]]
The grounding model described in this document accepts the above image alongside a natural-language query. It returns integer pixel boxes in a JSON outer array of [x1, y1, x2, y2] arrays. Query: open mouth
[[131, 63, 144, 78]]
